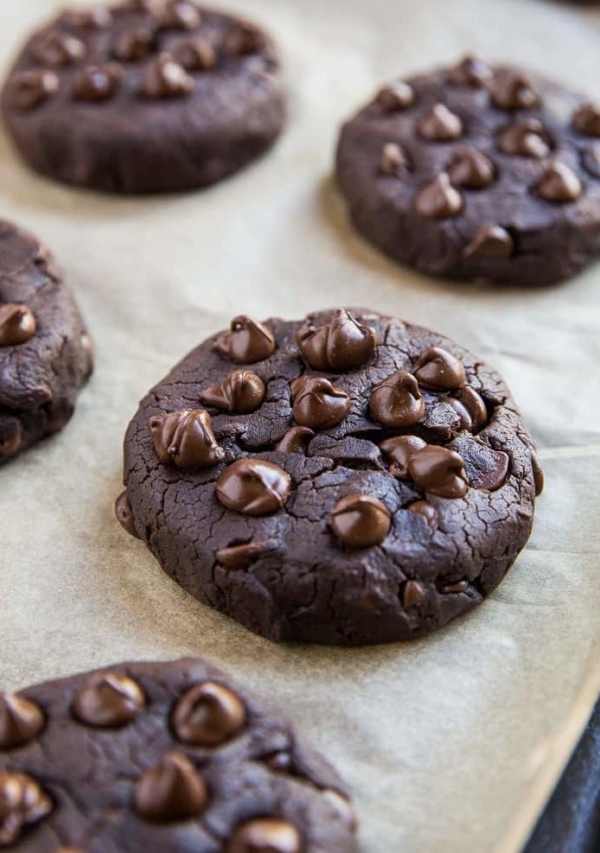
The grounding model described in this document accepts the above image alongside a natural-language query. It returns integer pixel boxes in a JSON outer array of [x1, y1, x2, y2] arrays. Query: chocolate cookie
[[0, 220, 92, 465], [336, 56, 600, 285], [1, 1, 285, 194], [118, 309, 543, 645], [0, 658, 356, 851]]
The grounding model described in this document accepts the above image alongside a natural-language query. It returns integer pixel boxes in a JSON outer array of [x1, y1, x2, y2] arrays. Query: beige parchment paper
[[1, 0, 600, 850]]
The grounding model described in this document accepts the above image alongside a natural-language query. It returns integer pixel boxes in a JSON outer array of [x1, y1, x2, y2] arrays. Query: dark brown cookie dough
[[1, 1, 286, 194], [336, 56, 600, 285], [0, 658, 357, 851], [119, 309, 543, 646], [0, 220, 92, 465]]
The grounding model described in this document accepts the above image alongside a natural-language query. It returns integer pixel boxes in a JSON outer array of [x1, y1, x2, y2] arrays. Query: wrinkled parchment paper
[[1, 1, 600, 850]]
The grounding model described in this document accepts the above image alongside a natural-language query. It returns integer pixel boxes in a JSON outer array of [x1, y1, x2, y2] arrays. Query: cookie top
[[336, 56, 600, 285], [0, 658, 357, 851], [0, 220, 92, 464], [120, 309, 543, 646], [1, 1, 285, 193]]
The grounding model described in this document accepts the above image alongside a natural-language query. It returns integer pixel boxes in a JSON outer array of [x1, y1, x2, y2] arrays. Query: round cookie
[[118, 308, 543, 646], [0, 220, 92, 465], [336, 56, 600, 285], [1, 1, 285, 194], [0, 658, 357, 851]]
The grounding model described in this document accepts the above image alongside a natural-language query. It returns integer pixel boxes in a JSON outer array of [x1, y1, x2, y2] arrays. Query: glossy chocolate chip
[[113, 27, 155, 61], [499, 119, 551, 158], [224, 23, 265, 56], [408, 446, 469, 498], [376, 81, 415, 112], [291, 377, 351, 429], [380, 435, 427, 478], [402, 579, 426, 607], [0, 694, 45, 750], [227, 818, 302, 853], [464, 225, 514, 260], [532, 452, 544, 497], [174, 38, 216, 71], [216, 459, 291, 516], [144, 54, 194, 98], [32, 33, 85, 67], [72, 672, 145, 728], [439, 579, 469, 594], [448, 148, 495, 189], [134, 752, 207, 822], [450, 386, 488, 431], [0, 419, 22, 461], [73, 64, 121, 102], [296, 309, 376, 372], [370, 371, 424, 428], [414, 173, 463, 219], [214, 316, 276, 364], [330, 494, 391, 548], [8, 70, 59, 111], [148, 409, 224, 470], [201, 370, 266, 414], [379, 142, 410, 176], [417, 104, 463, 142], [447, 55, 492, 88], [459, 441, 509, 492], [573, 103, 600, 138], [265, 751, 294, 773], [413, 347, 466, 392], [408, 500, 438, 531], [275, 426, 314, 454], [160, 0, 202, 30], [172, 682, 246, 746], [534, 162, 583, 203], [216, 539, 278, 570], [115, 491, 139, 539], [490, 69, 539, 110], [0, 772, 52, 845], [322, 790, 357, 831], [0, 304, 37, 346]]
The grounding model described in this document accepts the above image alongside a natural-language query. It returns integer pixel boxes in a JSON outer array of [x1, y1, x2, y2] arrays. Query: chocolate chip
[[32, 33, 85, 67], [115, 491, 139, 539], [172, 682, 246, 746], [265, 751, 294, 773], [408, 500, 438, 531], [0, 304, 37, 346], [457, 440, 509, 491], [134, 752, 207, 822], [296, 309, 376, 372], [173, 38, 217, 71], [64, 6, 113, 30], [201, 370, 266, 414], [72, 672, 145, 728], [573, 103, 600, 138], [275, 426, 314, 454], [224, 23, 265, 56], [214, 315, 276, 364], [464, 225, 514, 260], [413, 347, 466, 392], [73, 64, 122, 102], [160, 0, 202, 30], [330, 494, 391, 548], [413, 173, 463, 219], [450, 386, 488, 431], [499, 119, 551, 158], [531, 452, 544, 497], [402, 579, 426, 608], [291, 377, 351, 430], [216, 459, 291, 516], [0, 694, 45, 750], [380, 435, 427, 478], [322, 790, 357, 832], [227, 818, 302, 853], [417, 103, 463, 142], [144, 53, 194, 99], [490, 69, 539, 111], [447, 55, 492, 88], [379, 142, 411, 176], [216, 539, 279, 570], [113, 27, 155, 61], [408, 446, 469, 498], [448, 148, 495, 189], [370, 371, 425, 428], [439, 579, 469, 594], [148, 409, 224, 470], [376, 81, 415, 112], [8, 70, 59, 111], [534, 162, 583, 203], [0, 418, 23, 461], [0, 772, 52, 845]]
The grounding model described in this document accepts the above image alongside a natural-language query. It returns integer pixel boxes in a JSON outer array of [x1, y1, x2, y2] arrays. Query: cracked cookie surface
[[119, 309, 542, 645]]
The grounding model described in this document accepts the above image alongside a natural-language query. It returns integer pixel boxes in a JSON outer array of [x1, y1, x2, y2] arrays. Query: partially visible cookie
[[336, 56, 600, 285], [0, 220, 92, 465], [0, 658, 357, 851], [1, 1, 286, 194]]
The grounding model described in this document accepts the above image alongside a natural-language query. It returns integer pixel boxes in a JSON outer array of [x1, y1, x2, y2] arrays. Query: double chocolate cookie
[[0, 220, 92, 465], [118, 309, 543, 645], [336, 57, 600, 285], [0, 658, 356, 851], [1, 1, 285, 194]]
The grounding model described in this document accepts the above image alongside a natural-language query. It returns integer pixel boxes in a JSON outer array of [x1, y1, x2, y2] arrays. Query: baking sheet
[[1, 0, 600, 850]]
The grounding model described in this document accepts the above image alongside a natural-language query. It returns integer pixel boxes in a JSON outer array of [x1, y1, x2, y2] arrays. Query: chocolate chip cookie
[[336, 56, 600, 285], [0, 220, 92, 465], [118, 309, 543, 645], [0, 658, 356, 851], [1, 1, 285, 194]]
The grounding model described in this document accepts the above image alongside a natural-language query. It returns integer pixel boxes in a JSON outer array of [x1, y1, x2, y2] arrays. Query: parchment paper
[[1, 1, 600, 850]]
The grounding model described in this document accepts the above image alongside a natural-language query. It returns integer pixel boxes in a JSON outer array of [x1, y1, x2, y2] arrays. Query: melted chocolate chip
[[224, 23, 265, 56], [291, 377, 351, 430], [216, 539, 279, 570], [214, 316, 276, 364], [113, 27, 155, 61], [201, 370, 266, 414], [417, 103, 463, 142], [265, 750, 294, 773], [72, 672, 145, 728], [134, 752, 207, 822], [534, 162, 583, 203], [448, 148, 495, 189], [115, 491, 139, 539], [413, 173, 463, 219], [447, 55, 492, 88], [275, 426, 314, 454], [322, 790, 357, 831], [376, 81, 415, 112], [173, 37, 216, 71], [32, 33, 86, 67], [459, 441, 509, 491], [0, 304, 37, 346], [380, 435, 427, 478], [408, 446, 469, 498], [160, 0, 202, 30], [402, 579, 426, 607], [370, 371, 424, 428], [0, 772, 52, 845], [73, 64, 121, 102], [413, 347, 466, 392], [379, 142, 411, 176], [439, 579, 469, 594], [144, 54, 194, 99], [296, 309, 376, 372], [172, 682, 246, 746], [499, 119, 551, 158], [148, 409, 224, 470], [573, 103, 600, 138], [450, 386, 488, 431], [227, 818, 302, 853], [0, 419, 23, 461], [464, 225, 514, 260], [330, 494, 391, 548], [490, 69, 539, 111], [0, 694, 45, 750], [216, 459, 291, 516], [408, 500, 438, 531], [8, 70, 59, 111], [531, 452, 544, 497]]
